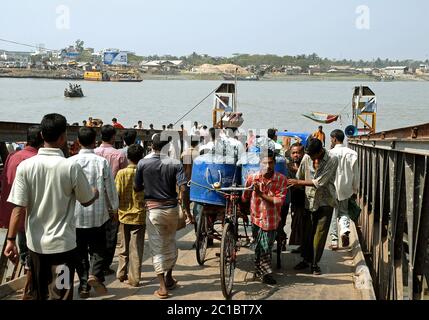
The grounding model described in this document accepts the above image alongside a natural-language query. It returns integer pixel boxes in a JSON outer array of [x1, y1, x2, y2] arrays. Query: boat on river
[[64, 83, 84, 97]]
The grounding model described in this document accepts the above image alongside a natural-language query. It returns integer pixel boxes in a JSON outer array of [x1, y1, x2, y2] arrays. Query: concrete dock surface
[[3, 220, 375, 301]]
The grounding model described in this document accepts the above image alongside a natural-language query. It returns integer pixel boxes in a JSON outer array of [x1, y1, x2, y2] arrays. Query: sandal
[[154, 290, 169, 299], [329, 242, 339, 251]]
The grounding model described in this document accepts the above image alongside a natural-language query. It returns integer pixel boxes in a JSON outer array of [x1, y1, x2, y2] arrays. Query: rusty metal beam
[[0, 121, 167, 143], [351, 122, 429, 141], [349, 123, 429, 156]]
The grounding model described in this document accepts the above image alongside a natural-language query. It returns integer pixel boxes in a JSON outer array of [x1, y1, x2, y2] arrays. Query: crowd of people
[[76, 117, 211, 136], [0, 113, 359, 300]]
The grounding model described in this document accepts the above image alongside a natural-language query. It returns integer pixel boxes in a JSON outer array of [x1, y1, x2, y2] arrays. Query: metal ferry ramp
[[348, 122, 429, 300]]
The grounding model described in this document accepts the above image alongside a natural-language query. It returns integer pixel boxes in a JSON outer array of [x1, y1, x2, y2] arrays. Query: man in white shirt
[[4, 113, 99, 300], [190, 121, 199, 136], [329, 129, 359, 249], [199, 127, 216, 154], [199, 125, 209, 138], [70, 127, 119, 298], [267, 128, 283, 153]]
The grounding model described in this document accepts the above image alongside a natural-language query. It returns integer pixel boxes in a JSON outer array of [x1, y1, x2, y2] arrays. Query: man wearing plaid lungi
[[242, 149, 288, 285]]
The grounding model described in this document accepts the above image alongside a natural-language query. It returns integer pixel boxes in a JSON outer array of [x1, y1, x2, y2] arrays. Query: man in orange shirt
[[312, 125, 325, 147]]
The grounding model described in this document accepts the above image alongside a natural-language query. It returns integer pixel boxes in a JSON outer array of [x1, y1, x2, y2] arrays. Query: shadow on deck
[[2, 220, 375, 301]]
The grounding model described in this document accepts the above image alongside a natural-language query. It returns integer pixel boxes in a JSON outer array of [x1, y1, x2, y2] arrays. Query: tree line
[[130, 52, 429, 70]]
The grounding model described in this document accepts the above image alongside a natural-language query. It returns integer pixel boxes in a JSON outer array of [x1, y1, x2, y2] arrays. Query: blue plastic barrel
[[190, 156, 241, 206], [275, 156, 288, 176]]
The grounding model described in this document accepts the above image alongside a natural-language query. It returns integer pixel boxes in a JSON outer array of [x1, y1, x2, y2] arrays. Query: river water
[[0, 78, 428, 133]]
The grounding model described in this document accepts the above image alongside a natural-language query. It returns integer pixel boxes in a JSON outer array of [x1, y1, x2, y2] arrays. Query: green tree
[[75, 39, 84, 53]]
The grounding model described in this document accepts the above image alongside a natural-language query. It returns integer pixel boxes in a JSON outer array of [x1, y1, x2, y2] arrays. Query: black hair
[[290, 142, 304, 150], [330, 129, 345, 143], [112, 118, 118, 122], [78, 127, 96, 147], [127, 144, 144, 164], [149, 123, 154, 128], [305, 137, 323, 156], [41, 113, 67, 143], [318, 125, 323, 130], [101, 125, 116, 142], [151, 133, 169, 151], [226, 127, 238, 133], [27, 125, 43, 148], [259, 148, 276, 162], [209, 127, 216, 141], [267, 128, 277, 140], [190, 135, 200, 147], [123, 129, 137, 146], [202, 125, 207, 129], [138, 120, 142, 124]]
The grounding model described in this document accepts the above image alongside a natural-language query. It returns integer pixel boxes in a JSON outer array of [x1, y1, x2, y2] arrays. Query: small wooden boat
[[302, 112, 339, 124], [64, 83, 84, 98]]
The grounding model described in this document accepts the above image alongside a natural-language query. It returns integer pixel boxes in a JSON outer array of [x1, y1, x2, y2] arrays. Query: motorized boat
[[64, 83, 84, 97]]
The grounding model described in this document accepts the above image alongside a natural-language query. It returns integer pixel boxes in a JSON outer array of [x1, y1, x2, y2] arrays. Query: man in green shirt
[[287, 138, 338, 275]]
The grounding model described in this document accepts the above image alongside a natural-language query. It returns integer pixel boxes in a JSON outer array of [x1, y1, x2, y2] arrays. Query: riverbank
[[141, 72, 429, 82], [0, 68, 82, 80], [2, 67, 429, 82], [104, 72, 429, 82]]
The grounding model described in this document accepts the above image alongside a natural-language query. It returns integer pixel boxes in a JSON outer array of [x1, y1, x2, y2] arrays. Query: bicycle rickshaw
[[189, 165, 254, 300]]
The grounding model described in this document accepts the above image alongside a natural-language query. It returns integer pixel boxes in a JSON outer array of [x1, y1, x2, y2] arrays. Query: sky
[[0, 0, 428, 60]]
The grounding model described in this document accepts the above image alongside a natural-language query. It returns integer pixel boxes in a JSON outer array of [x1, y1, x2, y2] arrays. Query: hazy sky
[[1, 0, 428, 60]]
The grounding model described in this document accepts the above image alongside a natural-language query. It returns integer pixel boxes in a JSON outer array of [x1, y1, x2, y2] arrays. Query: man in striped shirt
[[242, 149, 288, 285], [71, 127, 119, 298]]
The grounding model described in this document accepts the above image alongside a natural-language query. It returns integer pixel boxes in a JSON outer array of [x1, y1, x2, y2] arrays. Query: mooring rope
[[173, 87, 218, 126]]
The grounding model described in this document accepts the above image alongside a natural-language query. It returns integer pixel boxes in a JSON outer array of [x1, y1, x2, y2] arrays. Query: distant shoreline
[[0, 69, 82, 80], [1, 68, 428, 82], [143, 72, 429, 82], [143, 73, 378, 81]]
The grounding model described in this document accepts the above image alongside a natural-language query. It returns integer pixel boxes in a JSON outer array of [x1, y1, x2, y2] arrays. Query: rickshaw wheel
[[220, 222, 236, 299], [196, 212, 209, 265]]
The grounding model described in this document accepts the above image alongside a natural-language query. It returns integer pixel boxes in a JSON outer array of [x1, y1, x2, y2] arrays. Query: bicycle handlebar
[[187, 180, 253, 193], [216, 185, 254, 192]]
